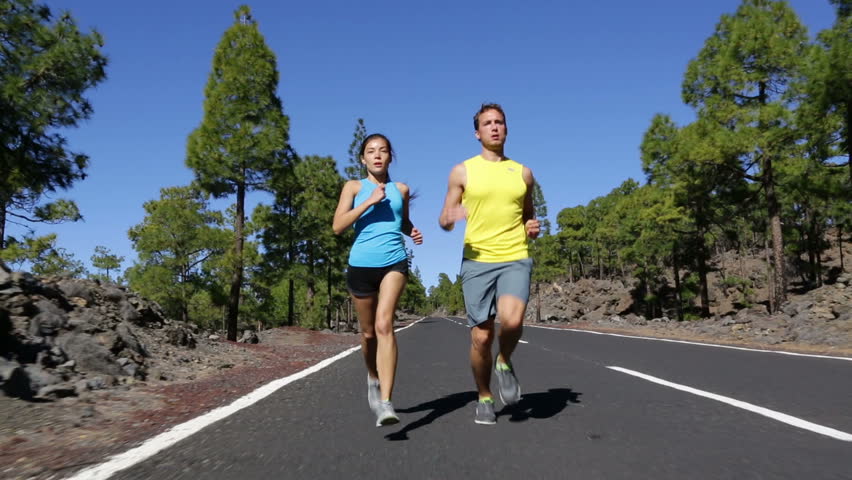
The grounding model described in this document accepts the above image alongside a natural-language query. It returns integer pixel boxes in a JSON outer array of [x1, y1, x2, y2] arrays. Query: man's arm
[[522, 166, 540, 239], [438, 163, 467, 231]]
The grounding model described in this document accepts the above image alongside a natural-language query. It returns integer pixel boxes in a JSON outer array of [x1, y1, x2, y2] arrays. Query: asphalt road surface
[[72, 317, 852, 480]]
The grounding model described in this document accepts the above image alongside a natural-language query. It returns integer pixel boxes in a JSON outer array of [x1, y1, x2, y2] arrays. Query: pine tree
[[400, 265, 428, 315], [811, 1, 851, 184], [186, 6, 289, 340], [291, 155, 345, 328], [90, 245, 124, 282], [0, 0, 107, 250], [345, 118, 368, 180], [127, 186, 229, 324], [0, 233, 85, 277], [682, 0, 809, 311], [532, 182, 550, 235]]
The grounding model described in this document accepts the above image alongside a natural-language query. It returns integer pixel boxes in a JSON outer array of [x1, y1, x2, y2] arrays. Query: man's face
[[475, 109, 507, 149]]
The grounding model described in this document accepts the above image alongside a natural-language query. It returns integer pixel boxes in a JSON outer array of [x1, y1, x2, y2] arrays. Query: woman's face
[[361, 137, 391, 175]]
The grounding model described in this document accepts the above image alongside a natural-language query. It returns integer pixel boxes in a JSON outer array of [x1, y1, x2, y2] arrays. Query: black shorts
[[346, 259, 409, 297]]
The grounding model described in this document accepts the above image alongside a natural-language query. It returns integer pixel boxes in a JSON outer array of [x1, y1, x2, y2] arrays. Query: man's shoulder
[[505, 158, 524, 168]]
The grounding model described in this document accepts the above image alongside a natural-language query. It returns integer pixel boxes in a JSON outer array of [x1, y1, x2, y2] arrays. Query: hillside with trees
[[434, 0, 851, 330], [1, 0, 849, 341]]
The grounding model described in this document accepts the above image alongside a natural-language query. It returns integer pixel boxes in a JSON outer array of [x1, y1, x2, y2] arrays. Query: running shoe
[[495, 358, 521, 406], [367, 375, 381, 413], [474, 399, 496, 425], [375, 400, 400, 427]]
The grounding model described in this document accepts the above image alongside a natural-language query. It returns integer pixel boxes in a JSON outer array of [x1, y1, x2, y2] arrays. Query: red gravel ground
[[0, 327, 361, 480]]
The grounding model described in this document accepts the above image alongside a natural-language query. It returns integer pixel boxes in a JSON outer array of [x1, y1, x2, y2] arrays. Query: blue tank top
[[348, 179, 407, 267]]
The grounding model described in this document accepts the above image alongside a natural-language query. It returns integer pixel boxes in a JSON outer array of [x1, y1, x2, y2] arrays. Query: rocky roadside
[[0, 264, 365, 480], [529, 272, 852, 356]]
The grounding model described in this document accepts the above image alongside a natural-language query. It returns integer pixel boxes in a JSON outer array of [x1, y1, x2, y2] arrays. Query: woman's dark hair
[[358, 133, 417, 199], [359, 133, 395, 160]]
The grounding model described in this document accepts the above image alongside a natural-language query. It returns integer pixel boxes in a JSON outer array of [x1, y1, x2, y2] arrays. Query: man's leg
[[496, 295, 527, 365], [493, 258, 532, 406], [470, 317, 496, 399]]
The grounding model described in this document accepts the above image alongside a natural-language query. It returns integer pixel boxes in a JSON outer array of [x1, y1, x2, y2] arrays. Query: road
[[71, 317, 852, 479]]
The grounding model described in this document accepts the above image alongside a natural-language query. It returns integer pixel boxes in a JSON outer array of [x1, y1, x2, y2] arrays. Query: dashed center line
[[608, 366, 852, 442]]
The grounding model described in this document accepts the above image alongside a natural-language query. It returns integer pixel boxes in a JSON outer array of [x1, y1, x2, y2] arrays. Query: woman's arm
[[398, 182, 423, 245], [332, 180, 385, 235]]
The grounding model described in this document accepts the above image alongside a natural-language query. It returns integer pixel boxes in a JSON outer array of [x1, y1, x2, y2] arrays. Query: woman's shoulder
[[343, 179, 363, 193], [393, 181, 409, 195]]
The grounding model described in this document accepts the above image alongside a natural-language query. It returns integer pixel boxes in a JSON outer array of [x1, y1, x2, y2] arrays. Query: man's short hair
[[473, 103, 506, 130]]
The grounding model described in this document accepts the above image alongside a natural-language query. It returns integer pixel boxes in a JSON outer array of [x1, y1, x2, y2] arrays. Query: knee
[[374, 319, 394, 338], [498, 300, 526, 329], [470, 329, 493, 352], [500, 315, 524, 332], [361, 326, 376, 341]]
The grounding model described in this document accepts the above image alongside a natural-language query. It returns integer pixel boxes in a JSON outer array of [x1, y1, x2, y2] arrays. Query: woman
[[332, 133, 423, 427]]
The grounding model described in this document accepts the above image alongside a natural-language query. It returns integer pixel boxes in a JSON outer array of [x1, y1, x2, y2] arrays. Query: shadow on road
[[499, 387, 582, 423], [385, 391, 478, 441]]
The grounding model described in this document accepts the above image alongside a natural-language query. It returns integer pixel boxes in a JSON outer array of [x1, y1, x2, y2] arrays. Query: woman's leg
[[352, 293, 378, 379], [374, 271, 407, 400]]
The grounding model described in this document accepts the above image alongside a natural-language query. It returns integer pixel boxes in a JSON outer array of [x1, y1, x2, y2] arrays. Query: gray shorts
[[460, 257, 532, 327]]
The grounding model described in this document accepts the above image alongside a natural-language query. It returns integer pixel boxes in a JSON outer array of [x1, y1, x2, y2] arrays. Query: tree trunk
[[642, 259, 652, 318], [326, 260, 333, 329], [607, 247, 613, 280], [673, 244, 683, 322], [798, 225, 810, 285], [287, 192, 295, 327], [846, 100, 851, 185], [181, 266, 189, 324], [226, 181, 246, 341], [577, 251, 586, 278], [765, 236, 775, 313], [695, 203, 711, 318], [840, 226, 845, 272], [816, 247, 823, 288], [535, 282, 541, 323], [759, 81, 786, 311], [288, 278, 294, 326], [766, 162, 786, 310], [307, 241, 316, 300], [567, 251, 574, 283], [697, 241, 711, 318], [0, 201, 6, 250]]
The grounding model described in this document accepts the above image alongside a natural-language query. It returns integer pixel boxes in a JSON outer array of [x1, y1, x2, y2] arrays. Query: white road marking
[[66, 319, 425, 480], [442, 317, 467, 327], [528, 324, 852, 362], [608, 366, 852, 442], [519, 340, 529, 344]]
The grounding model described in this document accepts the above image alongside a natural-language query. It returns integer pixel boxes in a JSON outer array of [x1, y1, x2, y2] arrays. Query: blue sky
[[15, 0, 838, 289]]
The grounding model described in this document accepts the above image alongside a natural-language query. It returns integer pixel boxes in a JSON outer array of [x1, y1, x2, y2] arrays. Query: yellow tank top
[[462, 155, 529, 262]]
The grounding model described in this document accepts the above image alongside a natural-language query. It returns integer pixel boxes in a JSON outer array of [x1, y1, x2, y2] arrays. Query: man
[[439, 103, 541, 425]]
